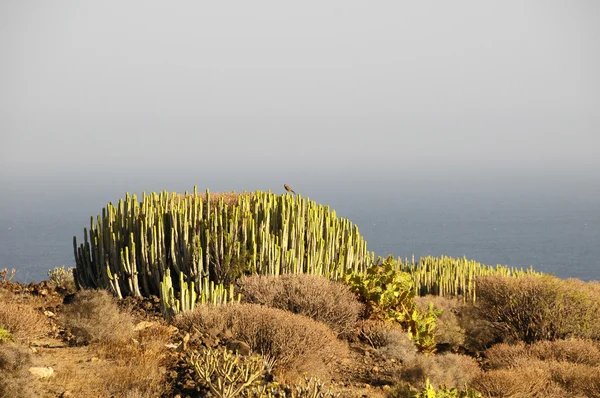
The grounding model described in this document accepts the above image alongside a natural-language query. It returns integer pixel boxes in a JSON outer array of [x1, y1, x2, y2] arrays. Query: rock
[[29, 366, 54, 378], [88, 357, 100, 362], [166, 325, 179, 335], [165, 343, 180, 350], [371, 366, 379, 373], [226, 340, 251, 356], [60, 391, 74, 397], [134, 321, 158, 331], [182, 333, 190, 351], [62, 293, 77, 304], [44, 310, 55, 318]]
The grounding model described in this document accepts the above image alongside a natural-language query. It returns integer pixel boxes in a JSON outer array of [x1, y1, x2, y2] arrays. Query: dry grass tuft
[[60, 289, 135, 346], [0, 342, 39, 397], [175, 303, 348, 383], [0, 301, 49, 342], [238, 274, 362, 339]]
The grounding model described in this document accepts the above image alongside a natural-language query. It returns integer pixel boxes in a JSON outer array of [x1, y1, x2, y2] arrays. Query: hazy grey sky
[[1, 1, 598, 196]]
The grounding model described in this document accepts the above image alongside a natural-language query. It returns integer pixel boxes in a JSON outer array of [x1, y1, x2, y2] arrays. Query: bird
[[284, 184, 296, 194]]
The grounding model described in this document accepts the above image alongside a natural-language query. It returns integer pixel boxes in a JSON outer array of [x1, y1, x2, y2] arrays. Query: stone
[[43, 310, 56, 318], [226, 340, 251, 356], [134, 321, 158, 331], [29, 366, 54, 378]]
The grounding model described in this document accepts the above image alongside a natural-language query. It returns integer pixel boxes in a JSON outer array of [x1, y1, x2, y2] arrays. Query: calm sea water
[[1, 184, 598, 283]]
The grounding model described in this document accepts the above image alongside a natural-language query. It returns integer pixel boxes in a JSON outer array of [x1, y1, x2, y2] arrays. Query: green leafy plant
[[346, 256, 440, 353], [0, 325, 14, 342]]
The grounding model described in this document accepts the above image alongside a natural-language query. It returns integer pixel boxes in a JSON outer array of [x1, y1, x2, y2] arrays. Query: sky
[[1, 1, 599, 203]]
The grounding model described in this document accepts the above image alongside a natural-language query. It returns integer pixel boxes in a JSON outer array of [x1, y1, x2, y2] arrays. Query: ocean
[[1, 182, 598, 283]]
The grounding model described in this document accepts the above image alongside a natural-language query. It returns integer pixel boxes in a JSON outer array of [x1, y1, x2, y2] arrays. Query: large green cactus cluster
[[399, 255, 541, 301], [73, 187, 373, 299]]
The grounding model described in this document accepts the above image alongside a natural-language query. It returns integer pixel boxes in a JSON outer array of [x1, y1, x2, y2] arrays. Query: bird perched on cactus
[[284, 184, 296, 194]]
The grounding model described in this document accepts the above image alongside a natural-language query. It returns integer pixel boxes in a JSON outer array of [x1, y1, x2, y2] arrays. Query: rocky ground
[[1, 280, 403, 398]]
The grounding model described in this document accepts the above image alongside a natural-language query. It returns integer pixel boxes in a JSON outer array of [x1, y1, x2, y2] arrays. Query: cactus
[[187, 347, 265, 398], [74, 188, 373, 300]]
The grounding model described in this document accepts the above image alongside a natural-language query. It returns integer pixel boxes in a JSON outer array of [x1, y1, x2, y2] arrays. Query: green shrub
[[237, 274, 362, 339], [475, 275, 600, 343], [346, 256, 440, 353], [0, 325, 13, 342]]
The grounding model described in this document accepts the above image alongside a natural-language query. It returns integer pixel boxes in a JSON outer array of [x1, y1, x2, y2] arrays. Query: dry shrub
[[0, 342, 38, 397], [175, 303, 348, 382], [472, 359, 566, 398], [484, 342, 529, 369], [529, 339, 600, 366], [481, 341, 600, 397], [60, 289, 134, 346], [548, 361, 600, 398], [95, 323, 173, 397], [456, 302, 502, 352], [361, 321, 418, 364], [0, 301, 48, 341], [402, 353, 481, 390], [476, 275, 600, 343], [414, 295, 466, 351], [237, 274, 362, 339]]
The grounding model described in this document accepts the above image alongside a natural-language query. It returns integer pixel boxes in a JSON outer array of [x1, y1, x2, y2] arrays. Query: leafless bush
[[175, 303, 348, 382], [60, 289, 134, 346], [0, 342, 38, 397], [237, 274, 362, 339], [475, 275, 600, 343]]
